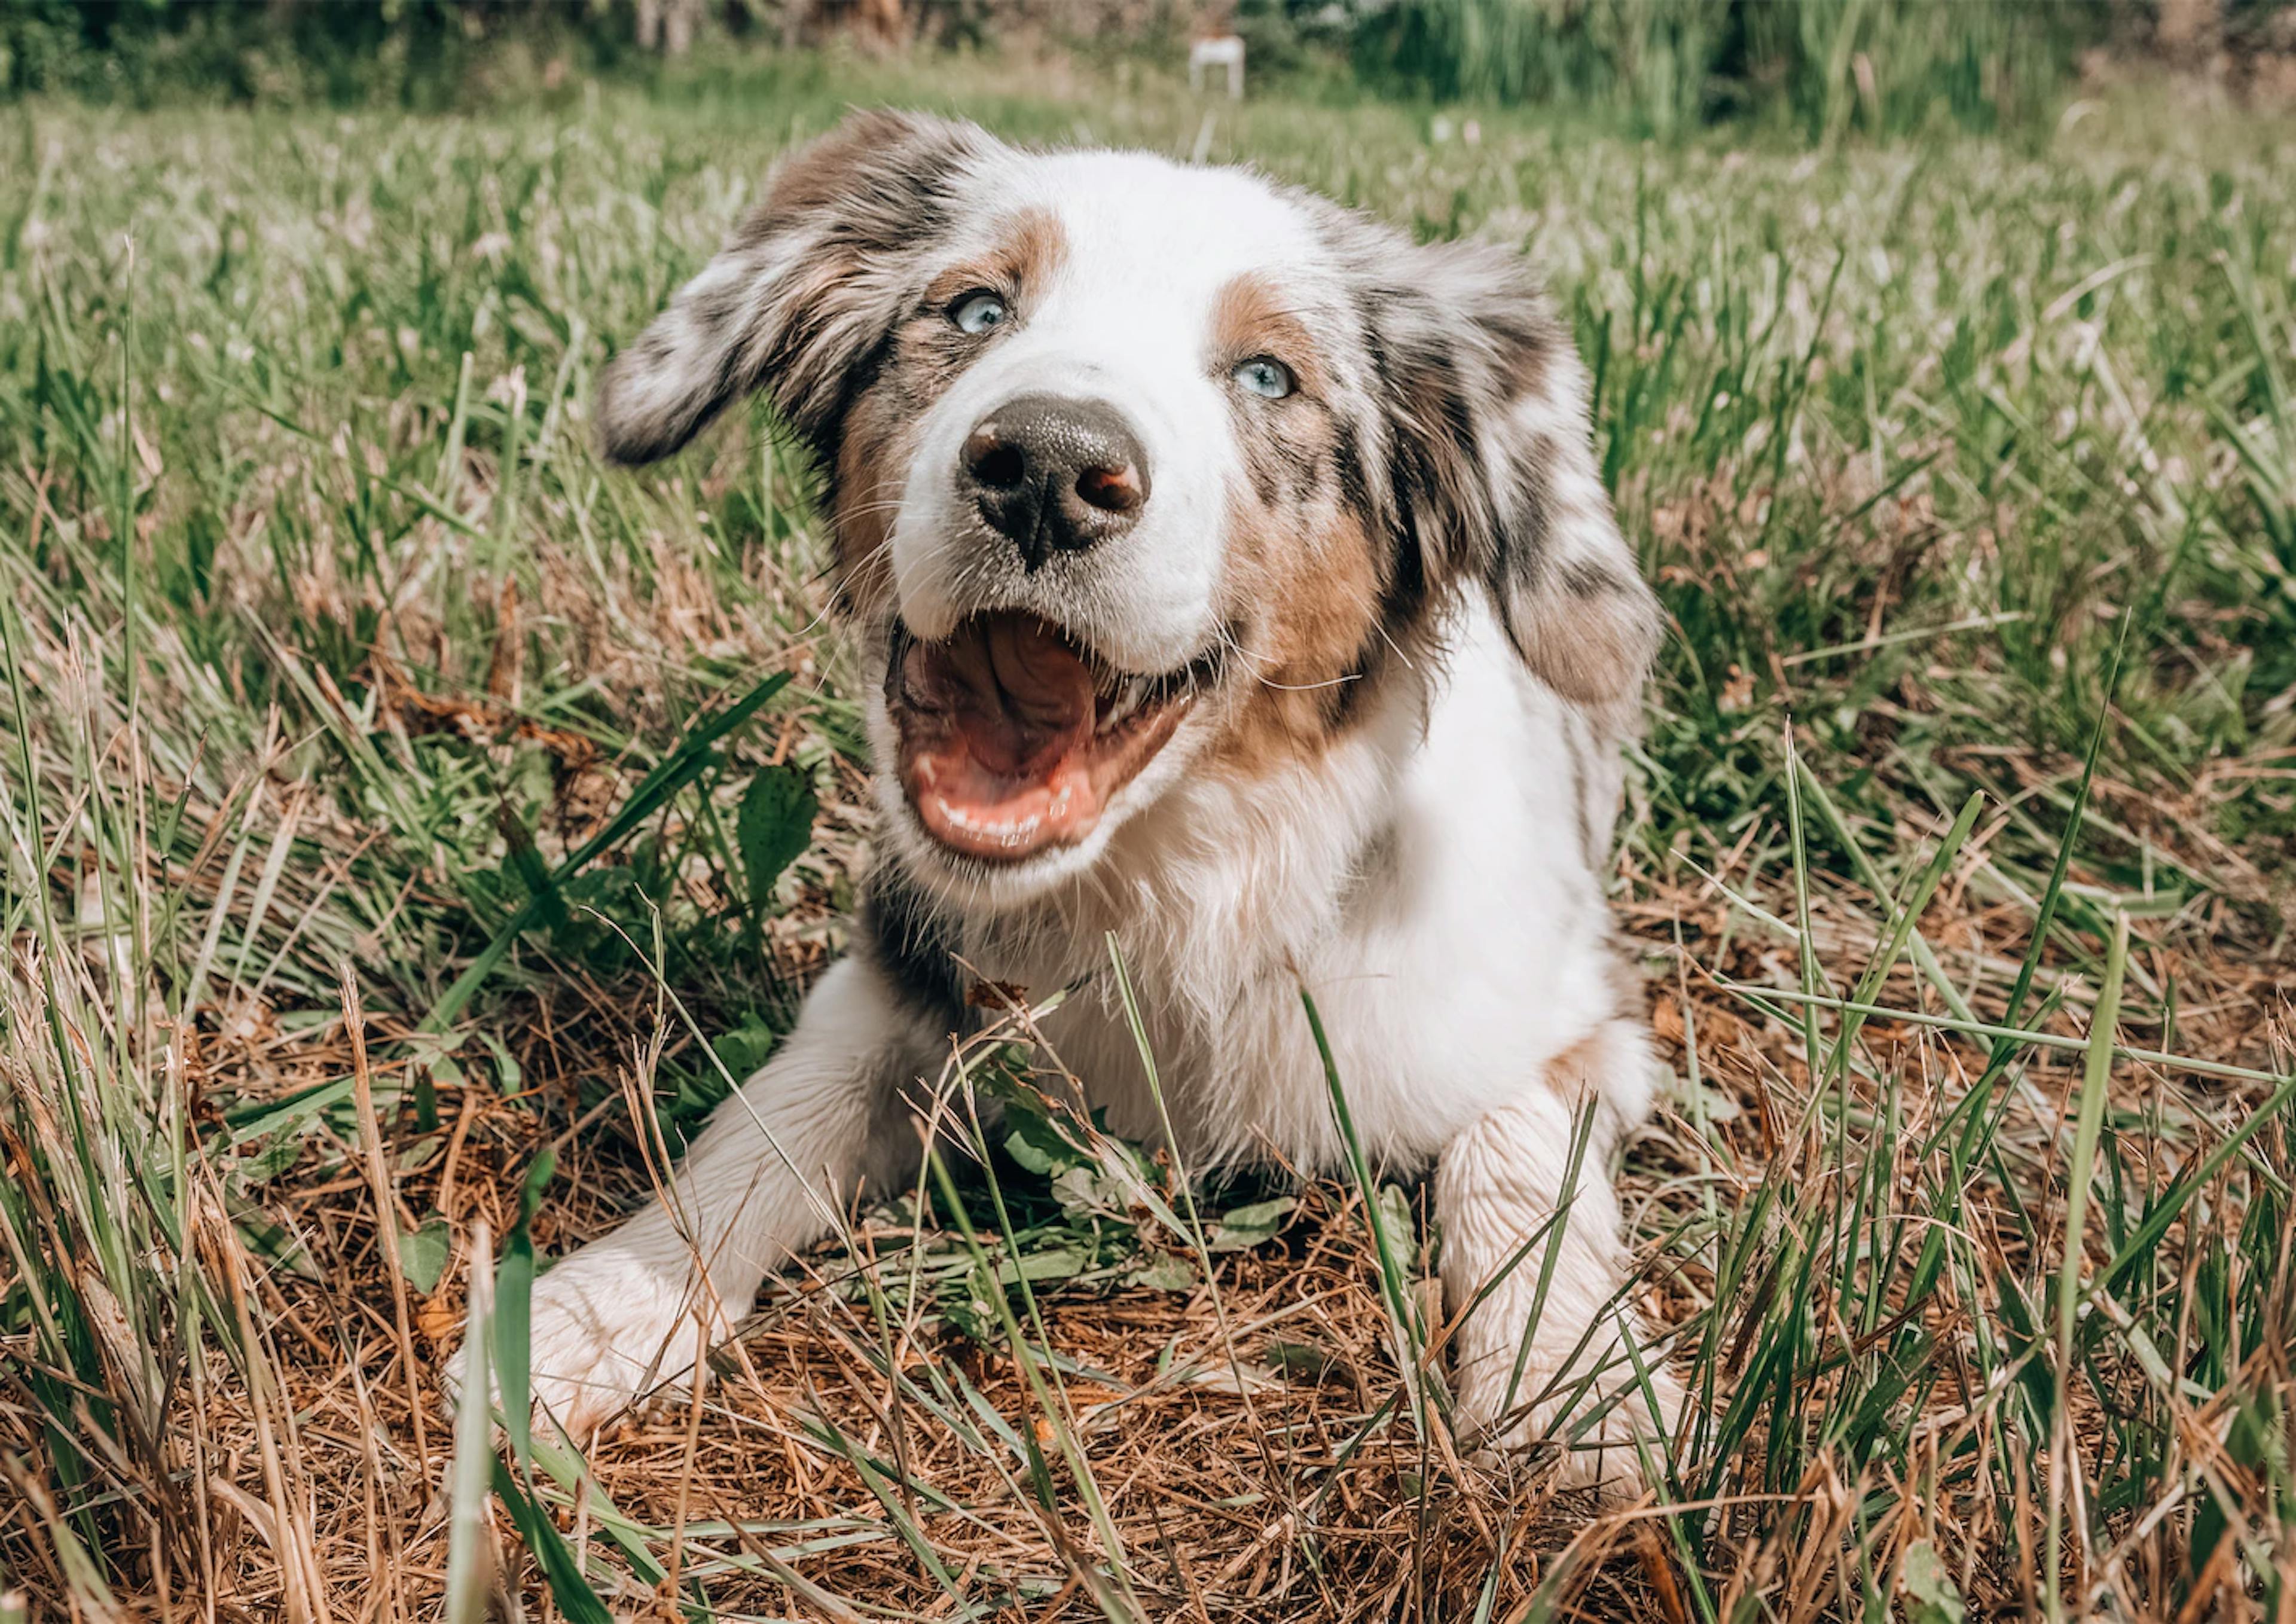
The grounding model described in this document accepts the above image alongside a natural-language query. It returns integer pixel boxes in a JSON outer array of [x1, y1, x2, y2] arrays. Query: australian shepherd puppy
[[520, 110, 1681, 1493]]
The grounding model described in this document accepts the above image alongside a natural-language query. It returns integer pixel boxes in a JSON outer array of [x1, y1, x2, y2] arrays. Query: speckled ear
[[595, 110, 993, 468], [1361, 237, 1662, 716]]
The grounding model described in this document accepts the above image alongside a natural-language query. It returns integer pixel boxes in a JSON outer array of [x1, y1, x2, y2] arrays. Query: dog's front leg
[[1437, 1060, 1680, 1495], [515, 957, 939, 1436]]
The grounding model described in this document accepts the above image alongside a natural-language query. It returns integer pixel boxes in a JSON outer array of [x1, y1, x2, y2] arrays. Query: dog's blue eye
[[1232, 356, 1294, 399], [951, 291, 1007, 335]]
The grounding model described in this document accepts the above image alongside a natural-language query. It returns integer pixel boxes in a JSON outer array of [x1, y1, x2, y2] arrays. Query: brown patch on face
[[1211, 273, 1323, 392], [832, 386, 916, 615], [1212, 273, 1338, 516], [1207, 490, 1387, 774], [829, 207, 1071, 614], [1196, 273, 1439, 776], [921, 206, 1068, 311]]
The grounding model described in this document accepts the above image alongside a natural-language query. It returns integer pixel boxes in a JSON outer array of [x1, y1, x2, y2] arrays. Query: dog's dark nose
[[959, 393, 1149, 571]]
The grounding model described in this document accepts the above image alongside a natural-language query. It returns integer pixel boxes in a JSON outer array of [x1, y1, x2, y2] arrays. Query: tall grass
[[2, 51, 2293, 1620], [1356, 0, 2111, 138]]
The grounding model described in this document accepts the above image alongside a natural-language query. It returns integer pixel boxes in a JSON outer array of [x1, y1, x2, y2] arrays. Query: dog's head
[[599, 111, 1659, 908]]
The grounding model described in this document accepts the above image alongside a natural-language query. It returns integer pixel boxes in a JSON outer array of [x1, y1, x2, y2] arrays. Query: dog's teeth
[[1098, 676, 1150, 732]]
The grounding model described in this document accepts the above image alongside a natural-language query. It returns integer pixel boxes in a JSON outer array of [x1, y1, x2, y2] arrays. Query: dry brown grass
[[14, 848, 2279, 1620]]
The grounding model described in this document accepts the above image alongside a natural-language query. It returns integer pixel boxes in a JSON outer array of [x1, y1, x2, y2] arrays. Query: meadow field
[[2, 53, 2294, 1622]]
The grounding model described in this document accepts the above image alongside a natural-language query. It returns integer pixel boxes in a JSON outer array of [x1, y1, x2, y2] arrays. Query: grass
[[2, 47, 2295, 1622], [1350, 0, 2099, 140]]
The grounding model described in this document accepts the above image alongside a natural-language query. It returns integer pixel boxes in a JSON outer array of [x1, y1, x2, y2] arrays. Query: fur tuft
[[1328, 219, 1665, 722], [594, 111, 993, 467]]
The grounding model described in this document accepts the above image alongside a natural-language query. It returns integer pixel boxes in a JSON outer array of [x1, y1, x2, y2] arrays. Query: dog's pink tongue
[[903, 612, 1094, 774], [896, 613, 1104, 859]]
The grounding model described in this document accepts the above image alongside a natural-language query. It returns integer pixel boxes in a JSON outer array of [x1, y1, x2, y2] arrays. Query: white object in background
[[1189, 35, 1245, 99]]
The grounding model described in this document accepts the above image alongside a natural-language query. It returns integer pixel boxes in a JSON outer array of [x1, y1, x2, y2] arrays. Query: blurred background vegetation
[[7, 0, 2296, 136]]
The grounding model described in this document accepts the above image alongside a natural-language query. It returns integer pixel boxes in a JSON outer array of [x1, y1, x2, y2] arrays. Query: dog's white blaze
[[892, 150, 1321, 676]]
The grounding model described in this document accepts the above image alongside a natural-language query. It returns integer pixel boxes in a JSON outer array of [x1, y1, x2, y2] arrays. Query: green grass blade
[[1299, 988, 1434, 1425], [2047, 911, 2129, 1623], [443, 1220, 497, 1624], [424, 669, 790, 1031]]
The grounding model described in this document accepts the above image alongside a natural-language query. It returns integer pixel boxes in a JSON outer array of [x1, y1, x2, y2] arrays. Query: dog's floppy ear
[[1366, 240, 1662, 715], [596, 109, 993, 467]]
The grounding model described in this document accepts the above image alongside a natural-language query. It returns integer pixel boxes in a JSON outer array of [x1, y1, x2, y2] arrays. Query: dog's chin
[[881, 609, 1216, 901], [877, 783, 1125, 911]]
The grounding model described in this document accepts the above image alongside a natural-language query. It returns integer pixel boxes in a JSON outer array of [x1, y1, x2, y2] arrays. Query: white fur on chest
[[953, 597, 1634, 1173]]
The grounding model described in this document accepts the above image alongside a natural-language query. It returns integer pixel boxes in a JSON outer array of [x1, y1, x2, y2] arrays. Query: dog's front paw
[[511, 1243, 709, 1438], [1454, 1352, 1684, 1500]]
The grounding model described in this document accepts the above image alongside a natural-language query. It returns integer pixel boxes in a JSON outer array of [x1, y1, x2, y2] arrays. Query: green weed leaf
[[737, 764, 817, 905], [1901, 1541, 1964, 1624], [1208, 1196, 1296, 1252], [396, 1216, 452, 1296]]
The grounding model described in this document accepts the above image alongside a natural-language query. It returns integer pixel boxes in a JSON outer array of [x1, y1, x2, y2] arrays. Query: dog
[[520, 109, 1681, 1492]]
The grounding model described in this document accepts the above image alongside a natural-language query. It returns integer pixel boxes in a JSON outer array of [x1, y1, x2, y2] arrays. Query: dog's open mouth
[[889, 610, 1210, 863]]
